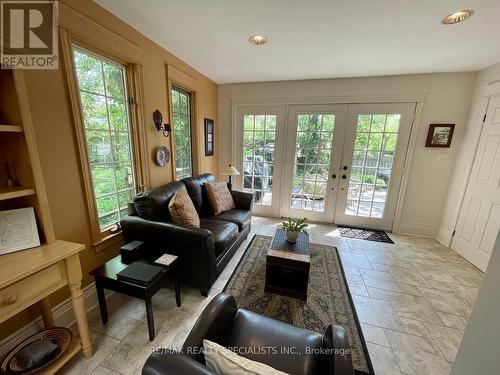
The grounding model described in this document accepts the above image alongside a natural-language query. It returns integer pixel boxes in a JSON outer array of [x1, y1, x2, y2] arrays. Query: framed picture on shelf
[[0, 207, 40, 255], [426, 124, 455, 148], [204, 118, 214, 156]]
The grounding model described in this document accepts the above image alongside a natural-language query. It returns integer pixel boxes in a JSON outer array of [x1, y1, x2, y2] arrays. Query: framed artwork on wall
[[0, 207, 40, 255], [425, 124, 455, 148], [204, 118, 214, 156]]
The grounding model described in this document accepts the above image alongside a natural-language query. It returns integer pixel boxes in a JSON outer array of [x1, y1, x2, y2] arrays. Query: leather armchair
[[143, 293, 354, 375]]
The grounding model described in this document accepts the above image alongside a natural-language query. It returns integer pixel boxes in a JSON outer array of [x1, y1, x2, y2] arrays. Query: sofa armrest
[[323, 324, 354, 375], [182, 292, 238, 364], [143, 350, 216, 375], [230, 190, 253, 211]]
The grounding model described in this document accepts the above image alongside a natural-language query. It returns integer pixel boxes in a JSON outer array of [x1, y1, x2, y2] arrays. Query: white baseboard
[[436, 228, 453, 247], [398, 221, 439, 238], [0, 282, 106, 358]]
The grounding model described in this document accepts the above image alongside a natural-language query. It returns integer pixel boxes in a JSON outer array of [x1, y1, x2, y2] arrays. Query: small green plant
[[281, 217, 308, 232]]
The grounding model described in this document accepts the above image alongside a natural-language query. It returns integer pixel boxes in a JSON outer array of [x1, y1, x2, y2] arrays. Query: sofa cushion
[[206, 210, 251, 231], [168, 187, 200, 228], [222, 309, 325, 375], [204, 182, 236, 215], [134, 181, 183, 221], [181, 173, 215, 216], [200, 219, 239, 257]]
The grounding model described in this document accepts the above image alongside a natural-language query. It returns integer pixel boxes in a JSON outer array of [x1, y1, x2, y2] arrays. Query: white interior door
[[452, 95, 500, 272], [233, 105, 286, 217], [280, 105, 348, 221], [334, 103, 416, 230]]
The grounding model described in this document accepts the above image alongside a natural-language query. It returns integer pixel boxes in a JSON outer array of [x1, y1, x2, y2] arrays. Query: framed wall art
[[426, 124, 455, 148], [204, 118, 214, 156], [0, 207, 40, 255]]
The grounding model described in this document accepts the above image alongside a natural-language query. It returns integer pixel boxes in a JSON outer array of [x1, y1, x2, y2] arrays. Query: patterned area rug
[[224, 235, 373, 375], [337, 226, 394, 244]]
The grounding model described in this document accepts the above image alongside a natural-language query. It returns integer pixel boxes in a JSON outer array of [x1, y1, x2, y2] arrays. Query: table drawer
[[0, 263, 67, 321]]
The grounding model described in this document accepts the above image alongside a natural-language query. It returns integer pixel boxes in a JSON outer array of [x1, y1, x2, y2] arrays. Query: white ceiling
[[95, 0, 500, 84]]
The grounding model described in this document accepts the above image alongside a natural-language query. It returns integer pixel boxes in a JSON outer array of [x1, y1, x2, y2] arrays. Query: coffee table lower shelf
[[265, 257, 310, 301]]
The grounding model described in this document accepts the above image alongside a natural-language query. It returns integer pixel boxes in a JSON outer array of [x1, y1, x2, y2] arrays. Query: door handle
[[332, 174, 337, 179], [343, 166, 348, 170], [341, 174, 347, 179]]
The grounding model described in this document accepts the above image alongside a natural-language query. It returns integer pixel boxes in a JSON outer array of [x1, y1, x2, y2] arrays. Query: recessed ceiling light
[[442, 10, 474, 25], [249, 35, 268, 45]]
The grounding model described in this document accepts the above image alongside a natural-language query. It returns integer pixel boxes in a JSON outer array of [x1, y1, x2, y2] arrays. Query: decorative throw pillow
[[203, 339, 289, 375], [204, 182, 236, 215], [168, 187, 200, 228]]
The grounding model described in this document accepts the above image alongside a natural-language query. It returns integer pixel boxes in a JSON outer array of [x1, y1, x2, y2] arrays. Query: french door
[[334, 103, 416, 230], [234, 103, 415, 230], [233, 105, 286, 216], [281, 105, 348, 221]]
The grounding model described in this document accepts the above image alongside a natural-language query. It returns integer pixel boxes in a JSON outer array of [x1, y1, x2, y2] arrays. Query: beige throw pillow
[[204, 182, 236, 215], [168, 187, 200, 228], [203, 339, 289, 375]]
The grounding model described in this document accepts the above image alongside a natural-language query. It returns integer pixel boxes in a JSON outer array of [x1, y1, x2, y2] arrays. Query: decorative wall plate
[[155, 146, 170, 167]]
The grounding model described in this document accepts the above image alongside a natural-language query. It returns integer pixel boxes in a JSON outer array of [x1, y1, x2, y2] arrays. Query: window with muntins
[[171, 86, 193, 180], [73, 47, 137, 231]]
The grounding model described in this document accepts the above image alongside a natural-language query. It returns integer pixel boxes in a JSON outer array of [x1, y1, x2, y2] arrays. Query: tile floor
[[60, 217, 484, 375]]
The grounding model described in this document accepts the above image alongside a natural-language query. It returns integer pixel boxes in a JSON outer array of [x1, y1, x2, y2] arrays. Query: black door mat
[[337, 226, 394, 244]]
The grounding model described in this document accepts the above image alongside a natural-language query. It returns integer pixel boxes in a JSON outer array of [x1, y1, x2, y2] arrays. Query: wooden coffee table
[[265, 229, 310, 301]]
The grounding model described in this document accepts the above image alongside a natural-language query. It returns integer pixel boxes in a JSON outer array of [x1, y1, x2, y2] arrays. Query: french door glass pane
[[242, 114, 276, 206], [345, 113, 401, 218], [290, 114, 335, 212]]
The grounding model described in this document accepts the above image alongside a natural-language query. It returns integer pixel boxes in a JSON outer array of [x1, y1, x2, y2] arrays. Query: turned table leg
[[66, 254, 94, 358], [37, 296, 55, 328]]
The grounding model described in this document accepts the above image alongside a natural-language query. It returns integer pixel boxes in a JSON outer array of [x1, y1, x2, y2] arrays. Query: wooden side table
[[0, 241, 94, 373], [90, 254, 181, 341], [265, 229, 311, 301]]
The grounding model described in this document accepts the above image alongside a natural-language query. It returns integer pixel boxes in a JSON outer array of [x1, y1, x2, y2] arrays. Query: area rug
[[224, 235, 374, 375], [337, 226, 394, 244]]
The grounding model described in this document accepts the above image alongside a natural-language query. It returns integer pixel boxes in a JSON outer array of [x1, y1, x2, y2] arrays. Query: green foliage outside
[[74, 49, 135, 229]]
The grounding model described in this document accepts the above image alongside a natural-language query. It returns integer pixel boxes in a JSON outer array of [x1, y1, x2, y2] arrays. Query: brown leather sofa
[[120, 174, 253, 296], [142, 293, 354, 375]]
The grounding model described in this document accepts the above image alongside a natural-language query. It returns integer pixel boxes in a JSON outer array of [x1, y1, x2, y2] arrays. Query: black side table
[[89, 254, 181, 341]]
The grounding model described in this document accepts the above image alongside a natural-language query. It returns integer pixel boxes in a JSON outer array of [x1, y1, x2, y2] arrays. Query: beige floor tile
[[387, 291, 443, 325], [425, 324, 464, 362], [385, 330, 451, 375], [91, 366, 122, 375], [398, 317, 431, 338], [361, 324, 390, 347], [435, 312, 468, 330], [366, 343, 402, 375], [445, 283, 479, 308], [351, 295, 405, 331], [417, 288, 472, 317]]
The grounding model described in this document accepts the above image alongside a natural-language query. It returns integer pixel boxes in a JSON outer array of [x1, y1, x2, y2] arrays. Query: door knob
[[341, 175, 347, 179], [332, 174, 337, 179], [343, 166, 348, 170]]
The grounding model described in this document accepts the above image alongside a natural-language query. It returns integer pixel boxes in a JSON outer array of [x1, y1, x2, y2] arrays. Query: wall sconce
[[153, 109, 171, 137]]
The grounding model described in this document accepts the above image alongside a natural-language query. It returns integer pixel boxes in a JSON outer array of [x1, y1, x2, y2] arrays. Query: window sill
[[93, 231, 125, 253]]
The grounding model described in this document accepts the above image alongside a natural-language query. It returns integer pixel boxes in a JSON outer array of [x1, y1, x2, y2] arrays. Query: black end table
[[89, 254, 181, 341]]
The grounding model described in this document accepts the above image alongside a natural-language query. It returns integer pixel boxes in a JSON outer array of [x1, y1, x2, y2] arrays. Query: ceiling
[[95, 0, 500, 84]]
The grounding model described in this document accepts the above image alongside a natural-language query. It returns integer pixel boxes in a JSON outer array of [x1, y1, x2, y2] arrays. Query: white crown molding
[[230, 90, 428, 106]]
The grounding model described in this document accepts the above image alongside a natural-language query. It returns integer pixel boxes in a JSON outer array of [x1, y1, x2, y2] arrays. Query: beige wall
[[0, 0, 218, 339], [451, 231, 500, 375], [437, 63, 500, 246], [218, 73, 476, 235]]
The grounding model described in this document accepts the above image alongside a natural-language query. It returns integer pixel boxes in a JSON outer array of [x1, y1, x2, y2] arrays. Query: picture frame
[[425, 124, 455, 148], [0, 207, 40, 255], [204, 118, 214, 156]]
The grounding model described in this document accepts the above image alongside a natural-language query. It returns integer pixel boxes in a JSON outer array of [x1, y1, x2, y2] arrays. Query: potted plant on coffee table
[[281, 217, 308, 243]]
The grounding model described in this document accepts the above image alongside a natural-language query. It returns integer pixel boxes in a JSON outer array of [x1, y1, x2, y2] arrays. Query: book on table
[[116, 262, 164, 286]]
